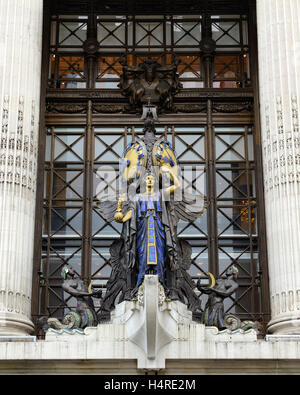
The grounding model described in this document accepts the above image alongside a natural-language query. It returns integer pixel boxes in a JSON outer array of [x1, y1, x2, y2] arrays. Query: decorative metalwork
[[97, 106, 205, 320], [48, 13, 250, 90], [34, 2, 270, 335], [39, 117, 265, 328], [118, 55, 182, 112]]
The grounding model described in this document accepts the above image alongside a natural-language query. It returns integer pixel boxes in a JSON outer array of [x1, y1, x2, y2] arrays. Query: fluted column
[[257, 0, 300, 334], [0, 0, 43, 335]]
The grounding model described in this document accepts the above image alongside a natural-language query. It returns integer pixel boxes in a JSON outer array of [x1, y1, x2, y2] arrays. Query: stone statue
[[47, 265, 102, 330], [197, 266, 258, 331], [98, 104, 205, 319], [98, 239, 128, 322], [175, 239, 202, 313], [197, 266, 239, 330], [114, 171, 182, 291]]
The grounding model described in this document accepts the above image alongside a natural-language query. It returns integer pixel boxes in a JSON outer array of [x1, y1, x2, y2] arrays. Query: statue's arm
[[161, 165, 181, 195], [114, 194, 133, 223], [198, 287, 212, 295], [121, 209, 133, 223], [196, 280, 212, 294], [212, 282, 239, 298], [62, 283, 91, 297]]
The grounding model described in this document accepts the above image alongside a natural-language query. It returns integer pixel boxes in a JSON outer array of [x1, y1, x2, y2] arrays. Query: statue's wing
[[173, 192, 205, 222], [121, 138, 147, 185], [177, 239, 193, 270], [152, 137, 179, 179], [109, 239, 124, 268]]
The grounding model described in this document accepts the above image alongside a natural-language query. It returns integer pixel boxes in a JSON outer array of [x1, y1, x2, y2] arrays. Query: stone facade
[[0, 0, 300, 375], [0, 0, 43, 335], [0, 278, 299, 374]]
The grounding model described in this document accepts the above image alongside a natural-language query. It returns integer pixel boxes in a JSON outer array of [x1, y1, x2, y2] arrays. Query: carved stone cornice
[[45, 99, 254, 115], [46, 88, 254, 102]]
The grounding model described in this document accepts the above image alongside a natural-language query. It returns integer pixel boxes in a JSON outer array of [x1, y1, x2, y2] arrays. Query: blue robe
[[136, 192, 166, 286]]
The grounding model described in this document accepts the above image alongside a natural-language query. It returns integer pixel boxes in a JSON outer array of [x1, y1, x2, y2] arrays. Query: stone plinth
[[0, 275, 299, 374], [45, 275, 258, 370], [4, 319, 299, 374]]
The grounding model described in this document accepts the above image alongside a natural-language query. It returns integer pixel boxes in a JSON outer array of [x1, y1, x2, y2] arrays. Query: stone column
[[257, 0, 300, 334], [0, 0, 43, 335]]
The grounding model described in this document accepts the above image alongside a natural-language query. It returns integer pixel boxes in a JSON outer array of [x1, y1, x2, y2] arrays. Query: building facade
[[0, 0, 299, 374]]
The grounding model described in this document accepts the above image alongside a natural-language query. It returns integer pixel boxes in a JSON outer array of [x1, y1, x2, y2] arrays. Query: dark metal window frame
[[48, 10, 250, 89], [32, 0, 270, 336]]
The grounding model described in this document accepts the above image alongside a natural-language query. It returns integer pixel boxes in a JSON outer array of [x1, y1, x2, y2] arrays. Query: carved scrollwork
[[175, 104, 206, 113], [46, 103, 86, 114], [93, 104, 124, 114], [213, 102, 253, 113]]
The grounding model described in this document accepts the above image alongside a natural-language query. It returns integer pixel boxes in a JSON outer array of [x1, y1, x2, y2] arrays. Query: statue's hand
[[161, 165, 172, 177], [115, 194, 127, 221], [92, 289, 103, 299], [114, 211, 124, 223], [197, 279, 210, 293], [161, 165, 180, 189]]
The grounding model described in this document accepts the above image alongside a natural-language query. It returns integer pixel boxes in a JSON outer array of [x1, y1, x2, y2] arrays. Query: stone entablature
[[1, 330, 300, 374]]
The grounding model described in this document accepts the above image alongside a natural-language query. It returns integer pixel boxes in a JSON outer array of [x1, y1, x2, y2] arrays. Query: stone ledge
[[1, 358, 300, 375], [7, 276, 297, 373], [0, 336, 36, 342], [266, 335, 300, 342]]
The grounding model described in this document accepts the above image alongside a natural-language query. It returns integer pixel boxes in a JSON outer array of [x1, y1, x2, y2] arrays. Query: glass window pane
[[212, 21, 240, 45], [59, 22, 87, 45], [135, 22, 164, 46], [98, 22, 126, 46], [173, 21, 202, 45]]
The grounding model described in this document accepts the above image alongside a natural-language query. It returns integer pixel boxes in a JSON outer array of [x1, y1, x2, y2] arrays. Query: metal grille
[[48, 13, 249, 89], [33, 1, 270, 333], [40, 119, 264, 324]]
